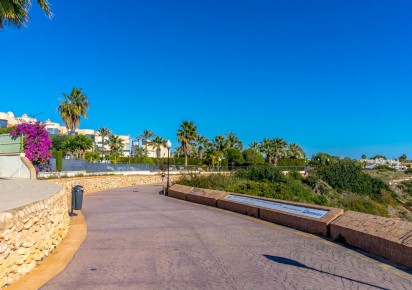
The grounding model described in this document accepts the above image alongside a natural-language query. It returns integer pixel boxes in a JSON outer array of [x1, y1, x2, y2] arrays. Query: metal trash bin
[[71, 185, 84, 215]]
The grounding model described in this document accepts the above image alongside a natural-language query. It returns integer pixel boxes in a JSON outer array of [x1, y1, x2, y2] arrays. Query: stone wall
[[43, 174, 182, 195], [0, 189, 70, 288]]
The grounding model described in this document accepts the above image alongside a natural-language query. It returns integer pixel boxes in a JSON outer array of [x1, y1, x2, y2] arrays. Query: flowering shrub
[[11, 122, 52, 166]]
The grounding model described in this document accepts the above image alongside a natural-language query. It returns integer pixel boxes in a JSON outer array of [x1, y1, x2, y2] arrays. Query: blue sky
[[2, 0, 412, 159]]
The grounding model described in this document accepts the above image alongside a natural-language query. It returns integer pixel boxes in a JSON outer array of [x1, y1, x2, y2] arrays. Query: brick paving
[[42, 184, 412, 290]]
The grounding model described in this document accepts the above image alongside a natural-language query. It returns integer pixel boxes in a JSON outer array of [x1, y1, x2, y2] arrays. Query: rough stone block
[[330, 211, 412, 268], [167, 184, 193, 201], [187, 188, 229, 207]]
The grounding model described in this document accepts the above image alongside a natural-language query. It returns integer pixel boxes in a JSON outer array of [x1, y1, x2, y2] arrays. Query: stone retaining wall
[[0, 189, 70, 288], [43, 174, 182, 195]]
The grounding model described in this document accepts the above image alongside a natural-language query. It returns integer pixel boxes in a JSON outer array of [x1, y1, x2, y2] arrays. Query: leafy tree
[[108, 135, 125, 163], [50, 135, 70, 152], [271, 138, 287, 165], [371, 155, 386, 160], [399, 154, 407, 163], [243, 148, 265, 165], [58, 87, 89, 135], [62, 137, 79, 158], [10, 122, 52, 167], [259, 138, 273, 164], [73, 135, 93, 159], [152, 136, 165, 158], [85, 151, 101, 162], [361, 154, 367, 160], [225, 132, 243, 151], [139, 129, 154, 150], [177, 121, 198, 167], [226, 148, 245, 166], [0, 126, 16, 134], [173, 146, 184, 158], [0, 0, 52, 28]]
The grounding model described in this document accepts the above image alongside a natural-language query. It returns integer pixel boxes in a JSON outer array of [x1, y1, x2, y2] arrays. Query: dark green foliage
[[178, 174, 237, 191], [404, 168, 412, 174], [277, 158, 305, 166], [234, 164, 285, 183], [371, 155, 387, 160], [225, 148, 244, 166], [50, 135, 70, 152], [0, 126, 16, 134], [331, 194, 389, 217], [375, 164, 396, 171], [52, 150, 63, 172], [310, 153, 340, 166], [398, 181, 412, 196], [85, 151, 100, 162], [315, 158, 391, 197], [287, 170, 303, 181], [242, 148, 264, 165]]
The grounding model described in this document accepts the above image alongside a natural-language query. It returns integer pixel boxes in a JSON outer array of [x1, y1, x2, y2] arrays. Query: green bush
[[242, 148, 264, 166], [234, 164, 285, 183], [177, 173, 237, 191], [331, 194, 389, 217], [404, 168, 412, 174]]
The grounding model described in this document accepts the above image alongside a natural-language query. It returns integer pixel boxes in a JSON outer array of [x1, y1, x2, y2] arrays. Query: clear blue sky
[[2, 0, 412, 159]]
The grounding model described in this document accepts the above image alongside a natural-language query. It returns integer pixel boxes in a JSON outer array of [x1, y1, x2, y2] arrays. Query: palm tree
[[226, 132, 243, 150], [139, 129, 154, 150], [135, 147, 148, 158], [58, 88, 89, 136], [249, 141, 260, 151], [108, 135, 125, 163], [272, 138, 287, 165], [97, 127, 111, 158], [0, 0, 52, 28], [287, 143, 305, 159], [74, 135, 93, 159], [259, 138, 273, 164], [152, 136, 165, 158], [213, 135, 227, 152], [195, 134, 207, 159], [399, 154, 407, 163], [177, 121, 198, 167]]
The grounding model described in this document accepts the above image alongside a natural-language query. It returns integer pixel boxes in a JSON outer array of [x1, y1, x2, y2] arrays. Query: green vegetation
[[52, 150, 63, 172], [176, 159, 406, 218], [58, 87, 89, 135], [0, 0, 52, 29]]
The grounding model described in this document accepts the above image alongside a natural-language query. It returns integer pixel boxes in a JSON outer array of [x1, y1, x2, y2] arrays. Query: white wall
[[0, 153, 31, 178]]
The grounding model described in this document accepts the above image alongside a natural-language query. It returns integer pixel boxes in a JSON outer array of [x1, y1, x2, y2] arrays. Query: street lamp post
[[165, 140, 172, 195]]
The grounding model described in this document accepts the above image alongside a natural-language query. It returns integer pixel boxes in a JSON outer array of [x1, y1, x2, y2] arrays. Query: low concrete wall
[[168, 184, 193, 200], [187, 188, 229, 207], [0, 188, 70, 288], [217, 195, 260, 218], [0, 154, 35, 179], [330, 211, 412, 268]]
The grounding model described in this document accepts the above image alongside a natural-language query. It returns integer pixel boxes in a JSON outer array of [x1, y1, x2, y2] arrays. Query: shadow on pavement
[[263, 255, 389, 290]]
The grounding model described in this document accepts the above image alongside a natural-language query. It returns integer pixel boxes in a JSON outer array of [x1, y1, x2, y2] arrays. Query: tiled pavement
[[42, 184, 412, 290]]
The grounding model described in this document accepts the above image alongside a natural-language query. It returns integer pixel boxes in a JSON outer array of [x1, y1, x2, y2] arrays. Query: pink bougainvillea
[[11, 122, 52, 166]]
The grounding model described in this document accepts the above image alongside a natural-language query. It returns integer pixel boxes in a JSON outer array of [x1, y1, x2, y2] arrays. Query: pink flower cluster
[[11, 122, 52, 166]]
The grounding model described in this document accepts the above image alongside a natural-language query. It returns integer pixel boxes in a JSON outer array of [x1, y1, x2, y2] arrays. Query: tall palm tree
[[226, 132, 243, 150], [0, 0, 52, 28], [272, 138, 287, 165], [152, 136, 165, 158], [195, 134, 207, 159], [108, 135, 125, 163], [58, 87, 89, 136], [287, 143, 305, 159], [139, 129, 154, 150], [259, 138, 273, 164], [177, 121, 198, 167], [213, 135, 227, 152], [249, 141, 260, 151], [97, 127, 111, 158]]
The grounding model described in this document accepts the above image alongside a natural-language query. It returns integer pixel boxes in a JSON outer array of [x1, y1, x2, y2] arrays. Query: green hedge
[[52, 150, 63, 172], [277, 158, 306, 166], [116, 157, 229, 167]]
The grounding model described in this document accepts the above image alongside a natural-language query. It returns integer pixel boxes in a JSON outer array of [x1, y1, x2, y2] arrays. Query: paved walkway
[[0, 178, 61, 212], [42, 184, 412, 290]]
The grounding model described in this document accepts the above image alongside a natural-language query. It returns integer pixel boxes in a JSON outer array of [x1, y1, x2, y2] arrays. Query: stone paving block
[[187, 188, 229, 207], [330, 210, 412, 268], [217, 194, 260, 218], [167, 184, 193, 200]]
